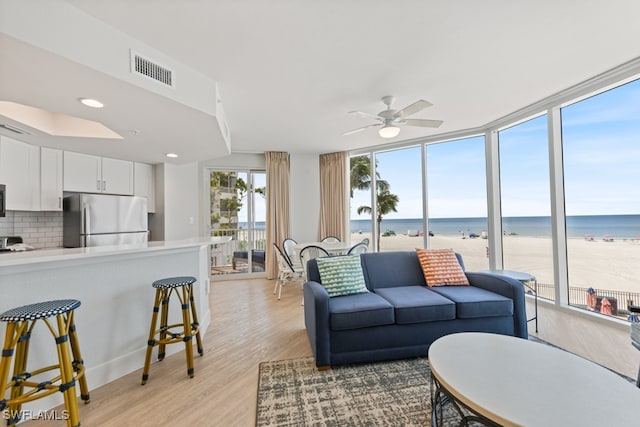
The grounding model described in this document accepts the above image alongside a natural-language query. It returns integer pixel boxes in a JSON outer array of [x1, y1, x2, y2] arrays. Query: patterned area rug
[[256, 357, 458, 426]]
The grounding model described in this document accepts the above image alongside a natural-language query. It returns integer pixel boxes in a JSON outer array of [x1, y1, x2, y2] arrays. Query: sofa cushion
[[416, 248, 470, 286], [430, 286, 513, 319], [360, 251, 426, 290], [329, 292, 395, 331], [374, 286, 456, 324], [316, 255, 369, 297]]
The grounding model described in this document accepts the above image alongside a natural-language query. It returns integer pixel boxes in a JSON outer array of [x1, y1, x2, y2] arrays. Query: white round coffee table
[[429, 332, 639, 426]]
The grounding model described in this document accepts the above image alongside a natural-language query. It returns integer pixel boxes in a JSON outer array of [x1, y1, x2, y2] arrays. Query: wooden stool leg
[[55, 314, 80, 427], [158, 289, 170, 361], [141, 289, 162, 385], [188, 285, 204, 356], [180, 286, 195, 378], [68, 313, 90, 404]]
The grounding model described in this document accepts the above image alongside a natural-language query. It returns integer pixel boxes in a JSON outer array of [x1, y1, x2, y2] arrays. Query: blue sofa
[[303, 251, 528, 368]]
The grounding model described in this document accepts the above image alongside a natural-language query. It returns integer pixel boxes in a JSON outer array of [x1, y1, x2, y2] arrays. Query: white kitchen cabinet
[[0, 136, 40, 210], [40, 147, 63, 211], [63, 151, 101, 193], [134, 162, 155, 213], [101, 157, 134, 195], [63, 151, 133, 195]]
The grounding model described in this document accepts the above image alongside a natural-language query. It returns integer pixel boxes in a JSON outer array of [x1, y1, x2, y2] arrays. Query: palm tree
[[357, 188, 399, 249], [350, 156, 389, 197]]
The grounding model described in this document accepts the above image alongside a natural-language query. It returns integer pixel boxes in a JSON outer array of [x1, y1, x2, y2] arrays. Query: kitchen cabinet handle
[[97, 180, 101, 191], [102, 180, 106, 191], [58, 197, 62, 209]]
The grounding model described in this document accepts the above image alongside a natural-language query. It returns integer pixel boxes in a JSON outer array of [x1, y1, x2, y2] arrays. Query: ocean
[[349, 214, 640, 239], [241, 214, 640, 238]]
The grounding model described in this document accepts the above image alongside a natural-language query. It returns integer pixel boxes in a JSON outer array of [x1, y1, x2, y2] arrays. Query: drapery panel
[[265, 151, 291, 279], [319, 151, 349, 242]]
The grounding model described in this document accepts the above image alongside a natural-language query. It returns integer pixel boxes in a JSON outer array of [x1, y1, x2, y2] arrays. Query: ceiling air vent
[[130, 50, 175, 88], [0, 123, 31, 135]]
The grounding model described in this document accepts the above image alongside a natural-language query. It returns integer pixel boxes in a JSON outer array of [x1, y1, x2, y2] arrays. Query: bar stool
[[0, 299, 89, 427], [141, 276, 203, 385]]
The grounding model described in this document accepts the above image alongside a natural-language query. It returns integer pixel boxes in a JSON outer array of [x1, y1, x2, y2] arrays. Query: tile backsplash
[[0, 211, 63, 249]]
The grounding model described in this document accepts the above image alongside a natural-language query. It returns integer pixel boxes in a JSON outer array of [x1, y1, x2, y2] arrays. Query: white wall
[[163, 162, 199, 240], [290, 153, 320, 242]]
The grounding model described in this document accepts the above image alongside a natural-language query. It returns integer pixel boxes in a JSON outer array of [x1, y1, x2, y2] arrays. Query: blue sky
[[351, 78, 640, 219]]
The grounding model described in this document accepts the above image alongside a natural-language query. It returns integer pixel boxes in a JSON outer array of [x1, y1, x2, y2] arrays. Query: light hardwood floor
[[21, 277, 638, 426], [24, 277, 311, 426]]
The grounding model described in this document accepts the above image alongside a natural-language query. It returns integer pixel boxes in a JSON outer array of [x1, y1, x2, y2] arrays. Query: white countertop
[[0, 236, 231, 268]]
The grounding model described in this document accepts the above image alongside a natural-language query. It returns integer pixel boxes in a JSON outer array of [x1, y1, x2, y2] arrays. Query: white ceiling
[[2, 0, 640, 164]]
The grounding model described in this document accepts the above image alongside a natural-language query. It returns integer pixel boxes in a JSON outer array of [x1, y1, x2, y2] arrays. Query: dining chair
[[282, 237, 300, 267], [299, 245, 330, 281], [347, 241, 368, 255], [360, 237, 370, 247], [321, 236, 341, 244], [272, 243, 304, 300]]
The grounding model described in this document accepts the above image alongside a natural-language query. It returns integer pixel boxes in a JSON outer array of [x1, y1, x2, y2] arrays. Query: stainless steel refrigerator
[[63, 194, 149, 247]]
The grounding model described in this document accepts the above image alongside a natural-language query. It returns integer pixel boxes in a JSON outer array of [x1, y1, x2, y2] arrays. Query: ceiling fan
[[344, 96, 443, 139]]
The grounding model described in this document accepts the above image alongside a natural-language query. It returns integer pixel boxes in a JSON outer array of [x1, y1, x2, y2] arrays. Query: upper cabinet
[[0, 136, 40, 211], [40, 147, 63, 211], [134, 162, 155, 213], [63, 151, 133, 195], [101, 157, 134, 195], [0, 139, 154, 212]]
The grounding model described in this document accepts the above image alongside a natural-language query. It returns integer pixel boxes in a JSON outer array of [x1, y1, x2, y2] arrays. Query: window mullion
[[548, 107, 569, 306]]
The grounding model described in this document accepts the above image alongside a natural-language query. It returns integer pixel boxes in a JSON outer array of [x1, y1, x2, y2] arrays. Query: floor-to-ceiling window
[[350, 155, 375, 249], [561, 79, 640, 318], [209, 169, 266, 275], [367, 146, 423, 251], [426, 136, 488, 271], [498, 115, 554, 300]]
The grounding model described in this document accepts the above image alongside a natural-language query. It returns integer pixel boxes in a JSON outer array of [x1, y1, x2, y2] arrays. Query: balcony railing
[[531, 283, 639, 319], [210, 228, 266, 275]]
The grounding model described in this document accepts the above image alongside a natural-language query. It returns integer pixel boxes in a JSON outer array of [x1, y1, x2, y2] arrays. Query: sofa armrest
[[303, 281, 331, 367], [465, 272, 528, 339]]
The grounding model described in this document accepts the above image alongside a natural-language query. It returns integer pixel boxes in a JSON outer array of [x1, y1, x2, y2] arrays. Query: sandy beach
[[351, 232, 640, 297]]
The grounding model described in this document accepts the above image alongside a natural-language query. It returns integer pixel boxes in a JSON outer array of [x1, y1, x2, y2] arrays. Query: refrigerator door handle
[[84, 205, 91, 237]]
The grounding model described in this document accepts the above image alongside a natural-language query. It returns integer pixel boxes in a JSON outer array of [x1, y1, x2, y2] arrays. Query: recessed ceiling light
[[79, 98, 104, 108], [165, 153, 179, 158]]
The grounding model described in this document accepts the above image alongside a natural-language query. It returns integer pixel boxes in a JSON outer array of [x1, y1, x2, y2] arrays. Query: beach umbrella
[[586, 288, 597, 311], [600, 297, 614, 315]]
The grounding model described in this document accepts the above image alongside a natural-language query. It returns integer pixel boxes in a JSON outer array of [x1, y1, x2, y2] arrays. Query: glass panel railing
[[210, 228, 266, 275]]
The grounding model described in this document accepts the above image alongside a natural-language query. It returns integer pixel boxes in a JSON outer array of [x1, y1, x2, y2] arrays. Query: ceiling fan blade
[[402, 118, 443, 128], [342, 124, 380, 136], [393, 99, 433, 119], [349, 110, 383, 122]]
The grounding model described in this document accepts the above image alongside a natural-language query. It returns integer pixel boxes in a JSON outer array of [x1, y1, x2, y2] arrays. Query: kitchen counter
[[0, 236, 227, 413], [0, 236, 231, 269]]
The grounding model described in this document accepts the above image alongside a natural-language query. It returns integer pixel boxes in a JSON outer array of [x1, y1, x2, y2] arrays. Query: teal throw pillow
[[316, 255, 369, 297]]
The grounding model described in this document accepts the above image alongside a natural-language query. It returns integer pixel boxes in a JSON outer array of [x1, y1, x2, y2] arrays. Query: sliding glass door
[[209, 169, 266, 276]]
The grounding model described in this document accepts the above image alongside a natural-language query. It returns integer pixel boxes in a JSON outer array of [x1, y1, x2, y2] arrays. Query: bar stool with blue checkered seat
[[141, 276, 203, 385], [0, 299, 89, 427]]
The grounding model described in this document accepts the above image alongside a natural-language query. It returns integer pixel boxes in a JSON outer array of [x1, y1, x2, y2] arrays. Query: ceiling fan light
[[378, 124, 400, 139]]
